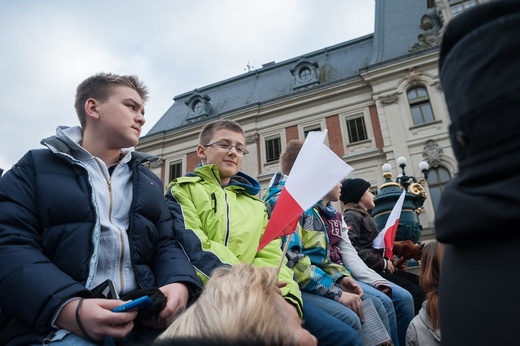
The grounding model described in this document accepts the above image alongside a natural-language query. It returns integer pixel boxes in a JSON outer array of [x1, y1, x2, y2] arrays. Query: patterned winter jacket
[[264, 172, 352, 302]]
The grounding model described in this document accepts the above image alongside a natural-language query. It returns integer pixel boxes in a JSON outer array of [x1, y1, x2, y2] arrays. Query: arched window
[[426, 166, 451, 212], [407, 86, 435, 125]]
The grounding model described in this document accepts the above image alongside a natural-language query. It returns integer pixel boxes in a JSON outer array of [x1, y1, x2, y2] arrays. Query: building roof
[[144, 0, 439, 138]]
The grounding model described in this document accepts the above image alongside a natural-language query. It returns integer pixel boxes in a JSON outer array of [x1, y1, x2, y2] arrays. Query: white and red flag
[[258, 130, 354, 251], [372, 189, 406, 259]]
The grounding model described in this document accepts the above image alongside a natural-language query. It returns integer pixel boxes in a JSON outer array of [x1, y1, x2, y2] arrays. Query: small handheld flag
[[372, 189, 406, 259], [258, 130, 354, 251]]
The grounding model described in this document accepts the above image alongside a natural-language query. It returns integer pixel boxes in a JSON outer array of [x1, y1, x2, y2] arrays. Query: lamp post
[[371, 157, 429, 243]]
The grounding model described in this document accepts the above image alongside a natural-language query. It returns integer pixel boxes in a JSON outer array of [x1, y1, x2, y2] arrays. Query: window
[[449, 0, 477, 16], [290, 59, 320, 90], [303, 124, 321, 138], [192, 100, 204, 114], [168, 161, 183, 182], [426, 166, 451, 212], [265, 136, 281, 163], [407, 87, 435, 125], [299, 67, 312, 82], [185, 92, 211, 121], [346, 117, 368, 143]]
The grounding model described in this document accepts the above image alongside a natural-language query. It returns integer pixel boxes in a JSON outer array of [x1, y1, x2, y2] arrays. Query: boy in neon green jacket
[[165, 119, 303, 316]]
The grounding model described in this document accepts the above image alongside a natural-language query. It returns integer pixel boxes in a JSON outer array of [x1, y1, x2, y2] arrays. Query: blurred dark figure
[[436, 1, 520, 345]]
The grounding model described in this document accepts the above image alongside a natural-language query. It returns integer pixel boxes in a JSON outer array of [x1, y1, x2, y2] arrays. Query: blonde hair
[[419, 241, 444, 330], [158, 264, 299, 345]]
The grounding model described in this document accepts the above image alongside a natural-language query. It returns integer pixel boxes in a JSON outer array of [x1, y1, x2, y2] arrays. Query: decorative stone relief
[[379, 92, 401, 105], [409, 14, 441, 52], [149, 159, 163, 169], [405, 67, 423, 85], [422, 139, 443, 167], [246, 133, 258, 144]]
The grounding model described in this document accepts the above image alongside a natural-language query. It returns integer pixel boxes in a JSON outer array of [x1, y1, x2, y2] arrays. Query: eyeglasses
[[204, 141, 249, 156]]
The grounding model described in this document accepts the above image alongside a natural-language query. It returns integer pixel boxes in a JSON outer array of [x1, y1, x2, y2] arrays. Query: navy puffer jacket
[[0, 145, 201, 345]]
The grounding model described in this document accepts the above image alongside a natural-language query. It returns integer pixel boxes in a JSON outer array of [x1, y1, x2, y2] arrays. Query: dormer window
[[291, 59, 320, 90], [185, 92, 211, 121]]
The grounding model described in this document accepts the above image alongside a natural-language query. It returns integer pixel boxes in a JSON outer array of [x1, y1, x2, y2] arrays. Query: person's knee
[[375, 292, 394, 312]]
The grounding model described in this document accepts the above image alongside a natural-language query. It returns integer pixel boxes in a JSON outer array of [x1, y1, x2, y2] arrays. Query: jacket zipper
[[96, 160, 126, 293]]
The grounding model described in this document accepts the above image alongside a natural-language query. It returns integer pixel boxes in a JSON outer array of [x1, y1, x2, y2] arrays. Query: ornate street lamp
[[371, 157, 429, 243]]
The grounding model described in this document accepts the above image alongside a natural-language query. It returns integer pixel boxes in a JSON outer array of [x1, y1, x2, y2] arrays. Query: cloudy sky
[[0, 1, 375, 172]]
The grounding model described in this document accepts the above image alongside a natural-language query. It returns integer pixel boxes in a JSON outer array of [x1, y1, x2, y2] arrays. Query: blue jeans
[[303, 291, 391, 337], [302, 291, 391, 345], [33, 327, 161, 345], [302, 291, 362, 346], [302, 290, 391, 344]]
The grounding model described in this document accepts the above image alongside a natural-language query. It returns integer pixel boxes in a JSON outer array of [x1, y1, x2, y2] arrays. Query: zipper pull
[[42, 331, 55, 345], [211, 192, 217, 213]]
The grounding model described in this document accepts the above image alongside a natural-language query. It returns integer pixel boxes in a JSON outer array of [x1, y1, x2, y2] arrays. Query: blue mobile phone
[[112, 295, 153, 313]]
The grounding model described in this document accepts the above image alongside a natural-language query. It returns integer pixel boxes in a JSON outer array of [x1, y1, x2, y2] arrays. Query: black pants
[[380, 270, 424, 315], [440, 238, 520, 346]]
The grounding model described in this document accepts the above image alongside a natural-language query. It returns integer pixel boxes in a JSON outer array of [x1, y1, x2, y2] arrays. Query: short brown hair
[[198, 119, 245, 145], [280, 140, 303, 175], [74, 72, 149, 128]]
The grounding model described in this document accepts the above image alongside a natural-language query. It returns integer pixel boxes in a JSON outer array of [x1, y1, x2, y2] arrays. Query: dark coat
[[0, 147, 201, 345], [436, 2, 520, 345], [342, 203, 386, 272]]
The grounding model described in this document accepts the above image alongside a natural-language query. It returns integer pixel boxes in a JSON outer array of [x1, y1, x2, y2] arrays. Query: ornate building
[[137, 0, 491, 240]]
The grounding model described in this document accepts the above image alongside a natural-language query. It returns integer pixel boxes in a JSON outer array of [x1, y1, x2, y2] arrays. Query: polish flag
[[258, 130, 354, 251], [372, 189, 406, 259]]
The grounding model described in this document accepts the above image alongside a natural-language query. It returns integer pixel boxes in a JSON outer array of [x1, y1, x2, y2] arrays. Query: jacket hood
[[41, 126, 158, 165], [264, 171, 287, 203], [194, 164, 261, 196]]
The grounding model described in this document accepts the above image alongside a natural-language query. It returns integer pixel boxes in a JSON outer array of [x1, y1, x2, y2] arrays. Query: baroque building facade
[[137, 0, 491, 240]]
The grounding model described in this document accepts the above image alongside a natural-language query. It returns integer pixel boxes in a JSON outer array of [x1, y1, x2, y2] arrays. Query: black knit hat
[[340, 178, 370, 205]]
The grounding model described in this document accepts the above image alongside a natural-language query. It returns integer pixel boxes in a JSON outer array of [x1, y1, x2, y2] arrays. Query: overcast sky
[[0, 1, 375, 172]]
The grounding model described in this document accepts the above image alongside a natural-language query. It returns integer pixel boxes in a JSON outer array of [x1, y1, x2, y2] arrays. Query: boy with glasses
[[165, 119, 362, 345], [165, 119, 302, 310]]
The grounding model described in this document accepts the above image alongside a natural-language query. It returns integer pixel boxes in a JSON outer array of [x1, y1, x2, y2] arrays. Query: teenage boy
[[265, 139, 413, 346], [165, 119, 302, 309], [165, 119, 361, 345], [0, 73, 202, 345]]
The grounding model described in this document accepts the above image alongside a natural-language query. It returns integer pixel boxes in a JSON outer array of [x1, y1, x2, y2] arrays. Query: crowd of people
[[1, 2, 518, 345], [0, 72, 426, 346]]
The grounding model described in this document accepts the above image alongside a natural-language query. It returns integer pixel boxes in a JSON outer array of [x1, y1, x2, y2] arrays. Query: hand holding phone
[[112, 295, 153, 313]]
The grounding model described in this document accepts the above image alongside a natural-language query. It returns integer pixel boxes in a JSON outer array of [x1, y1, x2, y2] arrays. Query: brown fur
[[392, 240, 424, 261]]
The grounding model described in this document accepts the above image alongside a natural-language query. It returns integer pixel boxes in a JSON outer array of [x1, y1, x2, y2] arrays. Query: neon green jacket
[[165, 164, 303, 315]]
